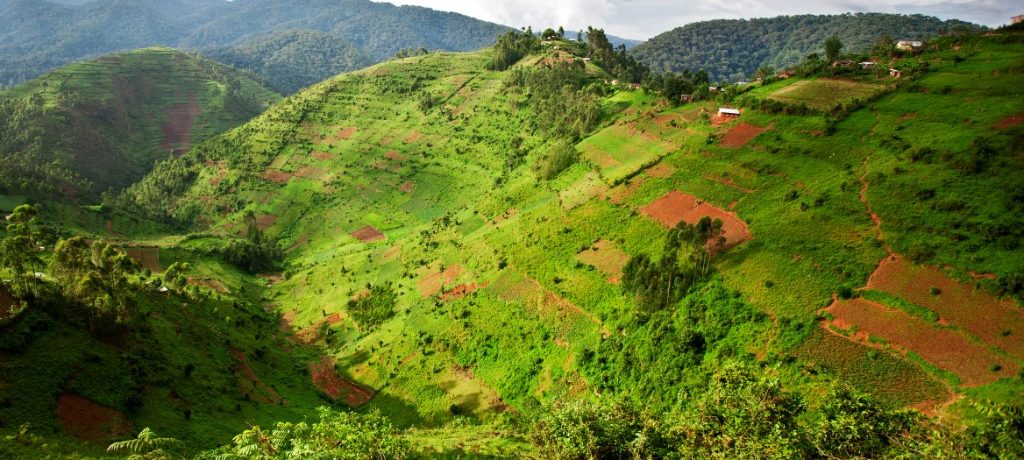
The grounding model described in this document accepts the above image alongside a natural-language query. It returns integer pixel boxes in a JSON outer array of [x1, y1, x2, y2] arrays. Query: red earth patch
[[312, 151, 335, 161], [399, 181, 414, 194], [442, 283, 481, 301], [56, 393, 132, 441], [231, 350, 283, 404], [384, 150, 404, 161], [645, 163, 675, 178], [295, 166, 327, 180], [640, 190, 752, 249], [161, 95, 200, 155], [255, 214, 277, 232], [721, 122, 767, 148], [867, 255, 1024, 356], [994, 114, 1024, 129], [262, 170, 293, 184], [351, 225, 386, 243], [123, 247, 162, 272], [308, 357, 374, 408], [825, 297, 1018, 386], [418, 264, 464, 298], [576, 240, 630, 283]]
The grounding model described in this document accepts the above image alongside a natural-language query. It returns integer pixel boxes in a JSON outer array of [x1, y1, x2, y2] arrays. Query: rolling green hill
[[632, 13, 984, 81], [0, 47, 279, 200], [1, 28, 1023, 459]]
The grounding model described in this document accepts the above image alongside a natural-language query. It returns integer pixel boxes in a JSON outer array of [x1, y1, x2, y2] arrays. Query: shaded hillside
[[0, 0, 512, 90], [0, 48, 279, 200], [203, 30, 373, 94], [632, 13, 983, 81]]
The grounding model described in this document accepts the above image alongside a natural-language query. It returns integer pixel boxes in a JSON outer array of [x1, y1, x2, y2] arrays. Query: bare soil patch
[[825, 298, 1017, 386], [645, 163, 675, 178], [603, 176, 647, 205], [442, 283, 480, 301], [867, 255, 1024, 356], [654, 113, 683, 127], [384, 150, 404, 161], [161, 95, 200, 155], [576, 240, 630, 283], [309, 357, 374, 408], [56, 393, 132, 441], [333, 126, 358, 141], [382, 245, 402, 261], [418, 264, 464, 298], [295, 166, 327, 180], [640, 190, 752, 249], [399, 181, 414, 194], [124, 247, 161, 272], [721, 122, 767, 148], [405, 131, 422, 143], [994, 114, 1024, 129], [351, 225, 386, 243], [705, 175, 755, 193], [262, 169, 293, 184], [255, 214, 277, 231], [325, 313, 343, 325], [231, 350, 283, 404], [312, 151, 335, 161]]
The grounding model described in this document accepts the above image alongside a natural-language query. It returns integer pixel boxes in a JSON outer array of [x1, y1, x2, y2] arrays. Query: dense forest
[[632, 13, 984, 81], [202, 30, 372, 94], [0, 0, 511, 91]]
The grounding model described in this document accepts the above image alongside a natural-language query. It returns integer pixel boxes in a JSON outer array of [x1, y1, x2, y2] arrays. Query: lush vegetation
[[632, 13, 983, 81], [0, 0, 511, 90], [203, 30, 372, 94], [0, 48, 279, 201], [1, 25, 1023, 460]]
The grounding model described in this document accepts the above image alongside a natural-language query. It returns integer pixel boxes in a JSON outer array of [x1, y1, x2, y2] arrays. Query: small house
[[718, 108, 741, 118], [630, 83, 641, 90], [889, 68, 902, 78], [777, 69, 796, 79], [611, 79, 620, 86], [896, 40, 923, 51], [859, 62, 877, 69]]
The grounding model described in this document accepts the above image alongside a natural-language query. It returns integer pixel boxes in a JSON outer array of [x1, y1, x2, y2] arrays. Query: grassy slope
[[4, 34, 1022, 456], [0, 47, 279, 198]]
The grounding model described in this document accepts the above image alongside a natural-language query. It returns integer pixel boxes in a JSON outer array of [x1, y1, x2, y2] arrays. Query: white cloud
[[380, 0, 1021, 39]]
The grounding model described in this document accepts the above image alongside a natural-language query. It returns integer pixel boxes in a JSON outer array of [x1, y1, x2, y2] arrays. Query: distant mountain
[[632, 13, 984, 82], [203, 30, 373, 94], [0, 0, 513, 91], [0, 48, 279, 200]]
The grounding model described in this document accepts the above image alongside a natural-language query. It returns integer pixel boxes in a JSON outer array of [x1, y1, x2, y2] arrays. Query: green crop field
[[1, 28, 1023, 459]]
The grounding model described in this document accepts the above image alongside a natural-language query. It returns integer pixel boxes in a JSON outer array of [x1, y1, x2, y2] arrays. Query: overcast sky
[[381, 0, 1021, 39]]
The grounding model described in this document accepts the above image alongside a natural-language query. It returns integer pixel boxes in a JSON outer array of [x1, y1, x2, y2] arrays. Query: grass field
[[760, 78, 887, 111]]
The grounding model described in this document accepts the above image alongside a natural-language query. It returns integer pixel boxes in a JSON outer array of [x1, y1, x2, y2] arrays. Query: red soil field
[[576, 240, 630, 283], [255, 214, 277, 231], [280, 310, 296, 332], [335, 126, 357, 140], [705, 175, 754, 193], [308, 358, 374, 408], [442, 283, 480, 301], [295, 166, 327, 180], [826, 298, 1017, 386], [418, 264, 463, 298], [721, 122, 767, 148], [792, 330, 951, 409], [209, 169, 227, 187], [351, 225, 386, 243], [867, 255, 1024, 357], [312, 151, 335, 161], [405, 131, 422, 143], [654, 113, 683, 127], [382, 245, 402, 261], [603, 176, 647, 205], [399, 181, 415, 194], [645, 163, 675, 178], [994, 114, 1024, 129], [384, 150, 404, 161], [589, 150, 622, 169], [710, 113, 738, 126], [124, 247, 162, 272], [640, 190, 752, 249], [262, 169, 293, 184], [161, 95, 200, 155], [231, 350, 283, 404], [56, 393, 132, 441], [325, 313, 343, 325]]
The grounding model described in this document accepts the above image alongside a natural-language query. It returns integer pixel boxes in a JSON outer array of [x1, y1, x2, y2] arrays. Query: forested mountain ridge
[[0, 48, 279, 200], [0, 0, 512, 91], [202, 30, 373, 94], [632, 13, 984, 81]]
